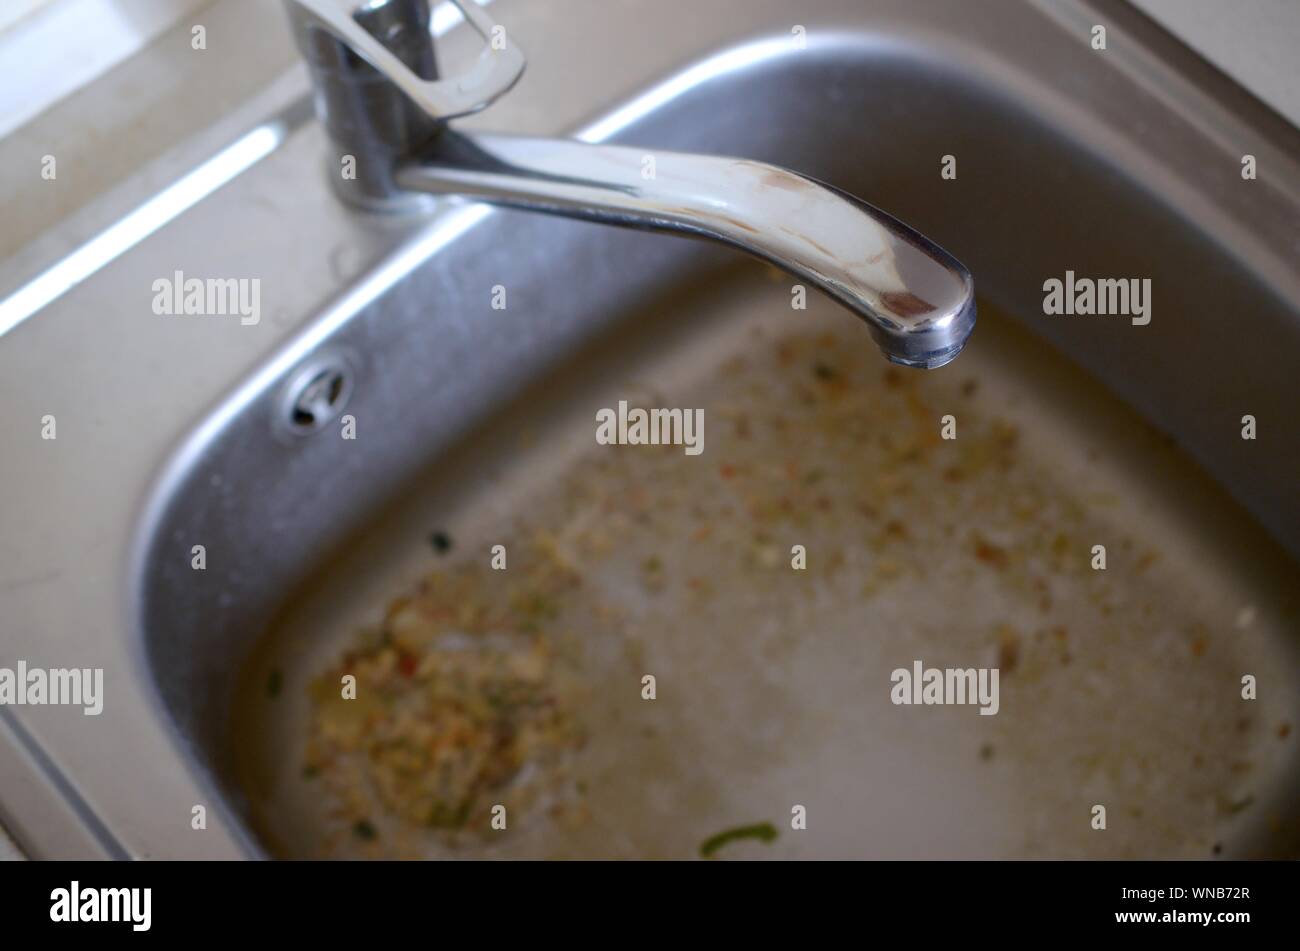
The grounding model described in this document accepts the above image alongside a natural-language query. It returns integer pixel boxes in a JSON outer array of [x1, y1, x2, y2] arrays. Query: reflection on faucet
[[399, 133, 976, 367]]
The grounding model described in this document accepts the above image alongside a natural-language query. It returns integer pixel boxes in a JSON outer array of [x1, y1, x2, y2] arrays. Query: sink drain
[[280, 355, 354, 435]]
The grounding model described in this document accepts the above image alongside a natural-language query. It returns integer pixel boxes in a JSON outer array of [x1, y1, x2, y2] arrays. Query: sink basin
[[137, 9, 1300, 858], [2, 0, 1297, 859], [219, 277, 1298, 859]]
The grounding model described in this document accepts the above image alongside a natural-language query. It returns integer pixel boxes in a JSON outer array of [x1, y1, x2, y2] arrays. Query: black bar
[[1, 859, 1292, 938]]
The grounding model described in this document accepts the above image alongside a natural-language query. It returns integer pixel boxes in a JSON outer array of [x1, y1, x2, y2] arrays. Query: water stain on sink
[[233, 265, 1298, 859]]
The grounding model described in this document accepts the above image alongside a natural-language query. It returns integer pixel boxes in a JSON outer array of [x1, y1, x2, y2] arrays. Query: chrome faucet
[[284, 0, 976, 368]]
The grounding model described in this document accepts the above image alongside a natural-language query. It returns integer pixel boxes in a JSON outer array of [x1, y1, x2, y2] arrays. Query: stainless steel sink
[[2, 0, 1298, 859]]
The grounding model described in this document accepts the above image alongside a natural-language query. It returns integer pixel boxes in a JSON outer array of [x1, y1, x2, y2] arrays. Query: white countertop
[[1130, 0, 1300, 127]]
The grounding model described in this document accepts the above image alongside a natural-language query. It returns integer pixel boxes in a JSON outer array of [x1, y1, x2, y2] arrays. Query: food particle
[[699, 822, 779, 858]]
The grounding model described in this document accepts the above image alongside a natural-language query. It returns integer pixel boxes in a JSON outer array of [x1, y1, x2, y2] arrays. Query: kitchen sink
[[2, 0, 1298, 859]]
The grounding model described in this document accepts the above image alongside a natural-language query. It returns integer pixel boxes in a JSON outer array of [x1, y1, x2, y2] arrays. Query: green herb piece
[[266, 669, 283, 699], [699, 821, 778, 858], [427, 800, 472, 830], [812, 362, 837, 381], [352, 819, 378, 840]]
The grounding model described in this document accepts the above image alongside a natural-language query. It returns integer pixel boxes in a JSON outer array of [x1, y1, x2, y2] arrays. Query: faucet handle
[[288, 0, 526, 121]]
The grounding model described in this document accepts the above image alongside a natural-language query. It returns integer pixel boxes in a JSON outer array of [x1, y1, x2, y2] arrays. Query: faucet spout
[[396, 132, 975, 368]]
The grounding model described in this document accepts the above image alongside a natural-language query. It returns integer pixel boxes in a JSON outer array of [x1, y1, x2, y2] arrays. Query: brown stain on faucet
[[777, 225, 834, 259], [732, 160, 814, 195], [759, 169, 813, 194], [881, 291, 936, 319], [719, 214, 760, 235], [803, 233, 835, 258]]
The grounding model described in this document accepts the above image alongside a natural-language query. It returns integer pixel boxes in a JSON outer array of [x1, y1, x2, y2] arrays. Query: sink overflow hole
[[288, 366, 350, 433]]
